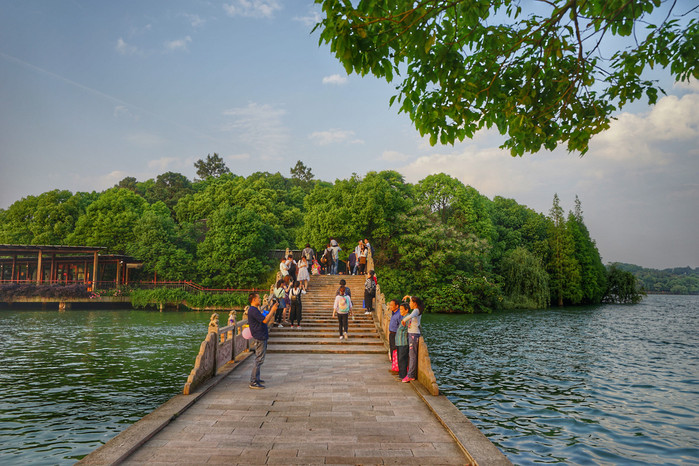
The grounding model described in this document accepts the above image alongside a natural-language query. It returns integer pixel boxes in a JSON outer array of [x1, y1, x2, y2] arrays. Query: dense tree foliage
[[604, 264, 645, 304], [194, 153, 230, 180], [614, 263, 699, 295], [314, 0, 698, 155], [1, 163, 648, 310]]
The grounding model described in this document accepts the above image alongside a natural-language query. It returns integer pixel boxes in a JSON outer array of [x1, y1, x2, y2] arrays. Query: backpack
[[288, 261, 296, 275], [338, 296, 349, 310], [365, 277, 376, 294], [304, 248, 314, 261]]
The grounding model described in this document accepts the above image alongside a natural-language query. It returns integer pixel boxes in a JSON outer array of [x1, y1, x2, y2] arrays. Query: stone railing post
[[183, 313, 219, 395], [366, 249, 374, 275]]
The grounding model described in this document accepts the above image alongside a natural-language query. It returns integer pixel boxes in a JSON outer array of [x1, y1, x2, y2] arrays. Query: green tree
[[299, 171, 413, 253], [384, 205, 491, 302], [489, 196, 550, 270], [0, 190, 95, 245], [0, 195, 39, 244], [194, 153, 230, 180], [115, 176, 139, 192], [196, 206, 275, 288], [314, 1, 697, 155], [500, 246, 550, 309], [567, 196, 607, 304], [416, 173, 461, 223], [127, 202, 195, 281], [144, 172, 194, 210], [605, 264, 644, 303], [547, 194, 581, 306], [68, 188, 148, 253], [290, 160, 315, 184]]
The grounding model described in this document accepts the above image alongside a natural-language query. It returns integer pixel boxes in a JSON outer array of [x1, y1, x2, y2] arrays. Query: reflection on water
[[0, 309, 208, 465], [422, 295, 699, 464]]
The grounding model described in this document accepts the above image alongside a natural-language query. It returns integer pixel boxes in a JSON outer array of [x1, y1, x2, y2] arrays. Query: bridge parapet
[[182, 310, 251, 395]]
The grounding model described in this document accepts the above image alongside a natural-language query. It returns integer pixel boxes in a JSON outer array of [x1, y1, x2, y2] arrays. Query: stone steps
[[267, 343, 386, 354], [267, 274, 382, 354]]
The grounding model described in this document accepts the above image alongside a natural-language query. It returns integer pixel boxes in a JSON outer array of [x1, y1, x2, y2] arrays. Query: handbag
[[391, 349, 398, 371]]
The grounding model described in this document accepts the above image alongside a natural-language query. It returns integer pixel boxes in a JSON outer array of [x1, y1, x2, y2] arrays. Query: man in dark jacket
[[247, 293, 278, 389]]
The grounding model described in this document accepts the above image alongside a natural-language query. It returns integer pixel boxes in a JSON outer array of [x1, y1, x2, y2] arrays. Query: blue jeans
[[331, 260, 338, 275], [407, 334, 420, 378], [250, 339, 267, 384]]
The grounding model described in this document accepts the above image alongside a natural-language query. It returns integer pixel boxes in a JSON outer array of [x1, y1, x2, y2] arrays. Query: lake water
[[0, 296, 697, 464], [423, 294, 699, 465], [0, 309, 209, 465]]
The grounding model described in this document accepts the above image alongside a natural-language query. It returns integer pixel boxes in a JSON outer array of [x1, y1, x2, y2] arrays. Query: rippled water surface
[[2, 297, 698, 465], [422, 295, 699, 465], [0, 309, 209, 465]]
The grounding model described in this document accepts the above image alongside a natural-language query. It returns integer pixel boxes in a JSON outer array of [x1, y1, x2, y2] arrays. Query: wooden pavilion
[[0, 244, 142, 289]]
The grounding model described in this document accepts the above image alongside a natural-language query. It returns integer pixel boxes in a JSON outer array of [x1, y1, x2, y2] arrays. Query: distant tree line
[[613, 263, 699, 295], [0, 155, 644, 311]]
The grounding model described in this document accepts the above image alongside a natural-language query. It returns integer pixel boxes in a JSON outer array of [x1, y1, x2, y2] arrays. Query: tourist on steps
[[336, 279, 351, 298], [396, 302, 411, 380], [247, 292, 278, 389], [401, 295, 424, 383], [364, 270, 377, 314], [289, 280, 305, 328], [330, 241, 342, 275], [279, 256, 288, 278], [297, 256, 310, 291], [332, 285, 353, 341], [272, 280, 286, 328]]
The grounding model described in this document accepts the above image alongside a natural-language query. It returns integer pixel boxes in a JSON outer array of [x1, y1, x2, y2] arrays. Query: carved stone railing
[[367, 250, 440, 396], [183, 310, 251, 395]]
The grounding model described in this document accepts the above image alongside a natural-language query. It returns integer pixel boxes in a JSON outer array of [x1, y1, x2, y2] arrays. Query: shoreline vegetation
[[0, 159, 667, 312]]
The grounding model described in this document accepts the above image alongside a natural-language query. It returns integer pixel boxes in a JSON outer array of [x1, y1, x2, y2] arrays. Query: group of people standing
[[348, 239, 373, 275], [387, 295, 424, 383]]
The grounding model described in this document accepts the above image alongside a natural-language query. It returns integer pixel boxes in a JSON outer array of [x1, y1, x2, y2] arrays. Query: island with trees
[[0, 156, 649, 312]]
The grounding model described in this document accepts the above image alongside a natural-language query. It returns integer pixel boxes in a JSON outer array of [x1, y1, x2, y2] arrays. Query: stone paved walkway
[[121, 352, 468, 465]]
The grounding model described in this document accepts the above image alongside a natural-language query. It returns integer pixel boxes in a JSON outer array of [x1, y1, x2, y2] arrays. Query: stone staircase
[[267, 274, 386, 354]]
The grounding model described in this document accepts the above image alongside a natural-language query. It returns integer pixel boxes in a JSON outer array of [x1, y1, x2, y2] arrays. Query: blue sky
[[1, 1, 697, 269]]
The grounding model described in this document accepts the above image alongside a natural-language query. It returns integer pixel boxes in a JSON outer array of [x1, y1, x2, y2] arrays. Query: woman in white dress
[[297, 256, 311, 290]]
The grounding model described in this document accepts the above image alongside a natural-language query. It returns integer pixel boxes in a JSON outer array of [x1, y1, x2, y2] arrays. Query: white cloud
[[674, 79, 699, 92], [165, 36, 192, 52], [223, 0, 282, 18], [591, 92, 699, 163], [293, 8, 321, 27], [221, 102, 289, 159], [309, 129, 363, 146], [147, 157, 180, 171], [322, 74, 347, 85], [115, 38, 142, 56], [184, 14, 205, 28], [380, 150, 410, 162], [113, 105, 138, 121], [99, 170, 131, 188]]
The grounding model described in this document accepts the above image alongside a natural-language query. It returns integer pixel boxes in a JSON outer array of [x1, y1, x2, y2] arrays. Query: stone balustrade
[[183, 310, 251, 395]]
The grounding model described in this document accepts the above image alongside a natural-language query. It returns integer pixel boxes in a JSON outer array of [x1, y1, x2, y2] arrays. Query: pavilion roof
[[0, 244, 106, 255]]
